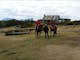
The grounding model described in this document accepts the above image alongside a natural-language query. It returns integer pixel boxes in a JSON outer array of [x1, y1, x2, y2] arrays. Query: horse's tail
[[54, 25, 57, 34]]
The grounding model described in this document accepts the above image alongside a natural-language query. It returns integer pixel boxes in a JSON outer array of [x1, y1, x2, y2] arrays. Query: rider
[[35, 20, 41, 30]]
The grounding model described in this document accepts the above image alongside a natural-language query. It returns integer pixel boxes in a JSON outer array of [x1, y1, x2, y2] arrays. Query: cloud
[[0, 0, 79, 1], [0, 0, 80, 20]]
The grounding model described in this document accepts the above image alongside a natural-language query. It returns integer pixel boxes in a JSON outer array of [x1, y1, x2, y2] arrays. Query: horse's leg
[[35, 30, 38, 38], [35, 30, 37, 37], [53, 31, 54, 37], [37, 31, 39, 37], [45, 32, 46, 38], [50, 30, 54, 37], [54, 30, 56, 34], [51, 31, 54, 37], [46, 32, 49, 38], [44, 31, 49, 38], [39, 31, 41, 37], [49, 31, 52, 37], [43, 31, 46, 38]]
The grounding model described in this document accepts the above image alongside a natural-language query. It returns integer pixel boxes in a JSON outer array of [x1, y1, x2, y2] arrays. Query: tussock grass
[[0, 25, 80, 60]]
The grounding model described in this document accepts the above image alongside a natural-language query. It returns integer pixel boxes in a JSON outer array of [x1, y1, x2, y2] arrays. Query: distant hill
[[1, 18, 14, 20]]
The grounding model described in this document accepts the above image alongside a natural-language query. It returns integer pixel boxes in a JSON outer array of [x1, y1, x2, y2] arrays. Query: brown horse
[[50, 25, 57, 37]]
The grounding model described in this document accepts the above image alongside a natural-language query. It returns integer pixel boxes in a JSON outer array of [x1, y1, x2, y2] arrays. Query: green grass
[[0, 25, 80, 60]]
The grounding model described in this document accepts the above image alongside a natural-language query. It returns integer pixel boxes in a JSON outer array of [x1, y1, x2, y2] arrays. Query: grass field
[[0, 25, 80, 60]]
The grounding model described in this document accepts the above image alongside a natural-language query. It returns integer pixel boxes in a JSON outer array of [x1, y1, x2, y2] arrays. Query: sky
[[0, 0, 80, 21]]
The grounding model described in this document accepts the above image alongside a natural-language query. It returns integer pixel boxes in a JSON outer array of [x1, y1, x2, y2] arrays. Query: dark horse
[[43, 24, 49, 38], [35, 24, 49, 38], [35, 25, 43, 37]]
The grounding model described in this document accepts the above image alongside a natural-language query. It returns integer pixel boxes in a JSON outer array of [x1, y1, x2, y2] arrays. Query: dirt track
[[40, 45, 80, 60]]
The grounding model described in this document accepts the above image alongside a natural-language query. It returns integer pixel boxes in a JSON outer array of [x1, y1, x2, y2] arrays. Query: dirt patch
[[57, 37, 80, 47], [40, 45, 80, 60]]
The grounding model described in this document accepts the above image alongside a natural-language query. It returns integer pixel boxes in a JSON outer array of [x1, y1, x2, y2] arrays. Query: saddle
[[36, 25, 42, 32]]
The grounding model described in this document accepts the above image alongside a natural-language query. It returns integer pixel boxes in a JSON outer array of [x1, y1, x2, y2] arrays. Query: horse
[[35, 25, 43, 37], [35, 24, 49, 38], [49, 25, 57, 37], [43, 24, 49, 38]]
